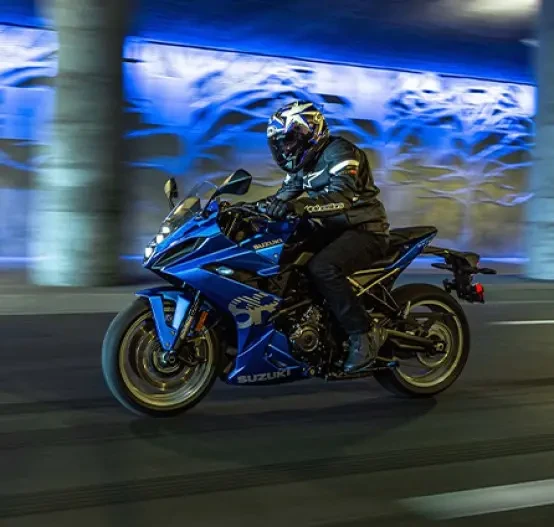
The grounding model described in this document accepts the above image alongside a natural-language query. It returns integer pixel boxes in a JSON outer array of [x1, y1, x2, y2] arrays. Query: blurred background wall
[[0, 0, 539, 271], [0, 24, 535, 262]]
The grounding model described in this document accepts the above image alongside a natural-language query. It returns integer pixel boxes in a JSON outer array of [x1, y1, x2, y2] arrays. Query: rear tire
[[374, 283, 470, 397], [102, 298, 222, 417]]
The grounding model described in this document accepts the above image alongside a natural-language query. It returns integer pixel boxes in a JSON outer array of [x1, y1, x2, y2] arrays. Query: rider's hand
[[266, 199, 289, 219], [256, 195, 275, 212], [267, 199, 304, 219]]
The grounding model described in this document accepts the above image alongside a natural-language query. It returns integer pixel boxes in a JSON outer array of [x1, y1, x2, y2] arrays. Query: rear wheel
[[374, 283, 470, 397], [102, 298, 222, 417]]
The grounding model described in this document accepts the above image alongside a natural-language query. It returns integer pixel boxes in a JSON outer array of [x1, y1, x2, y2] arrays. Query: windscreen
[[162, 181, 216, 230]]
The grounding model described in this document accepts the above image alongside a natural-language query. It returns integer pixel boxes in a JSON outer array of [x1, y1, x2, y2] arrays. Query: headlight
[[156, 222, 173, 242], [144, 222, 174, 262]]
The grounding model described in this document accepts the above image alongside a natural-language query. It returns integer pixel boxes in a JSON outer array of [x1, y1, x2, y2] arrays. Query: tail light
[[472, 282, 485, 303]]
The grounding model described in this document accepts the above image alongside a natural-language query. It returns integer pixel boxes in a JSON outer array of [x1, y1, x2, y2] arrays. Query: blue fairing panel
[[139, 211, 310, 385], [157, 267, 307, 385], [384, 234, 437, 271], [162, 235, 286, 276], [254, 243, 284, 264], [239, 233, 287, 264], [227, 327, 308, 385], [169, 268, 279, 337]]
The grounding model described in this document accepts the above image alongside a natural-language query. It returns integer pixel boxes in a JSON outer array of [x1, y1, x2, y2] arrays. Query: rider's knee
[[308, 256, 340, 280]]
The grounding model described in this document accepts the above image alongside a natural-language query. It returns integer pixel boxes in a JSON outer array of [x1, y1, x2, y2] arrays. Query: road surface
[[1, 297, 554, 526]]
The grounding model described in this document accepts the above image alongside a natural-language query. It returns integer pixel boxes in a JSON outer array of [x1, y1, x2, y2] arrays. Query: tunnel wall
[[0, 24, 535, 263]]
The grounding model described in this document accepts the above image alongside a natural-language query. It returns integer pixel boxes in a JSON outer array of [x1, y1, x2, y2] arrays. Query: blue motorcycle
[[102, 169, 497, 417]]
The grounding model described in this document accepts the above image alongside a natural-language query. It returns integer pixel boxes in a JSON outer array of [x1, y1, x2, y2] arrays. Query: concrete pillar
[[30, 0, 129, 286], [526, 0, 554, 279]]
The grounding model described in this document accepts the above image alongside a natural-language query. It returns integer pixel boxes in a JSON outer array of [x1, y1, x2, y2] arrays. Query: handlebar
[[255, 201, 298, 221], [224, 201, 298, 222]]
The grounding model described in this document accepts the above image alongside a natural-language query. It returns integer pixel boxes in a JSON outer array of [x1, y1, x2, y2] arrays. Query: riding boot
[[344, 326, 386, 373]]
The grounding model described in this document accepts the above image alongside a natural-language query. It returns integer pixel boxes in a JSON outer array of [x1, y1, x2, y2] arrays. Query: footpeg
[[376, 357, 398, 368]]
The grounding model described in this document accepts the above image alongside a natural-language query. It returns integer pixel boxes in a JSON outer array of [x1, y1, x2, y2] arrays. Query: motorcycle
[[102, 169, 497, 417]]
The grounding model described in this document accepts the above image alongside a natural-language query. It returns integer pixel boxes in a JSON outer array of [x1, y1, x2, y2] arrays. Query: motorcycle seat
[[389, 226, 438, 247], [350, 225, 438, 276]]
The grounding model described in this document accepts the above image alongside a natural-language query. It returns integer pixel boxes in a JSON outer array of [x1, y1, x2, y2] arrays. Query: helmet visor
[[268, 125, 313, 171]]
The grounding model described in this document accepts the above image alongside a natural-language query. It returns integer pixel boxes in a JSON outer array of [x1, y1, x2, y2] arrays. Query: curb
[[0, 293, 137, 316]]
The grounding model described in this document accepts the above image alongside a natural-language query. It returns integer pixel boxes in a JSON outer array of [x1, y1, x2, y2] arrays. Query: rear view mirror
[[214, 169, 252, 198], [164, 178, 179, 208]]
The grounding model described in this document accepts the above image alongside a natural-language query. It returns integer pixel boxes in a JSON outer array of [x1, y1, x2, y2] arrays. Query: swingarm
[[370, 311, 454, 353]]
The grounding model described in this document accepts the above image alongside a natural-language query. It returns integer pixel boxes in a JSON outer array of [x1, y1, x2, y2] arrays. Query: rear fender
[[424, 246, 478, 268], [136, 286, 194, 351], [423, 246, 497, 303], [424, 246, 497, 274]]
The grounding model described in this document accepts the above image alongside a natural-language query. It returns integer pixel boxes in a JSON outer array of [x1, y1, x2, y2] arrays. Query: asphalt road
[[2, 300, 554, 526]]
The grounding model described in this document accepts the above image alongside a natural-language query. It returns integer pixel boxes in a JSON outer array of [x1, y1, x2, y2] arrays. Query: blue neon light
[[0, 2, 532, 84], [0, 24, 536, 264]]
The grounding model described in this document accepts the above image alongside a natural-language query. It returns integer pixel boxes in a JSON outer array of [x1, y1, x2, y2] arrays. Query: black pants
[[307, 228, 388, 335]]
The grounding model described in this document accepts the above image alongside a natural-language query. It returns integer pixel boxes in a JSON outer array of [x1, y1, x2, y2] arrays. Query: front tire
[[374, 283, 470, 397], [102, 298, 222, 417]]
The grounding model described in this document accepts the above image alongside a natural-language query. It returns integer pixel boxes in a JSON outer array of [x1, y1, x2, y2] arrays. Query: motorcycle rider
[[264, 100, 390, 372]]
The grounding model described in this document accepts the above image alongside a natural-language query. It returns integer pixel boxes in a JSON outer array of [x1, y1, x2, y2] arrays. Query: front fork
[[161, 291, 203, 366], [136, 287, 205, 365]]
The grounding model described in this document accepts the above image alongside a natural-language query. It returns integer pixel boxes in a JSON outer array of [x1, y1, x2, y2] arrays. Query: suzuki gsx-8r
[[102, 170, 497, 417]]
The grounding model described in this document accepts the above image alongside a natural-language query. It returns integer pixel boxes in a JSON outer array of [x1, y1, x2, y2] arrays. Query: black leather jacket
[[274, 136, 389, 235]]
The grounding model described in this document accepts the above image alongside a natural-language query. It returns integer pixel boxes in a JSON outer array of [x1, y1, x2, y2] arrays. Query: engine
[[288, 305, 326, 362]]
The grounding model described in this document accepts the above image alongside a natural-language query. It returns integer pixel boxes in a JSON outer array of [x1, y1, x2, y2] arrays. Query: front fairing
[[144, 197, 300, 279], [139, 200, 306, 384], [143, 200, 225, 271]]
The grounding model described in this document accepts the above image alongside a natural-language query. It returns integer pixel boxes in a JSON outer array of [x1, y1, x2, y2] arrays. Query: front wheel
[[102, 298, 222, 417], [374, 283, 470, 397]]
